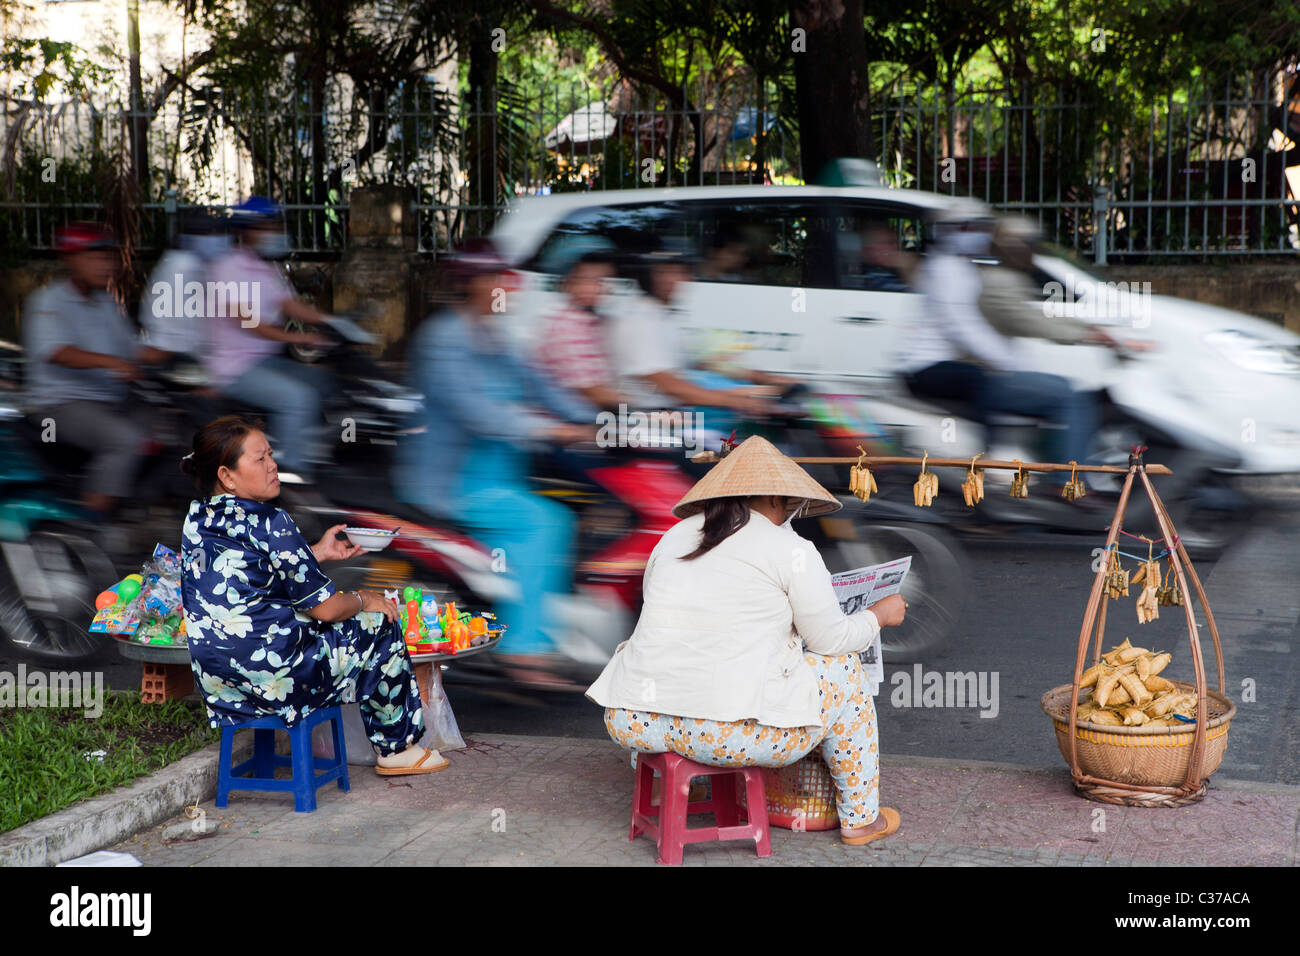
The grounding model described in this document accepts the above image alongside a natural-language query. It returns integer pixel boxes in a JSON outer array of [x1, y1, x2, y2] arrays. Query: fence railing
[[2, 76, 1297, 260]]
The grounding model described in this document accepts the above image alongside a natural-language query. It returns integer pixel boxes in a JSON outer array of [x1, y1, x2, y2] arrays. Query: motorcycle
[[0, 355, 117, 663]]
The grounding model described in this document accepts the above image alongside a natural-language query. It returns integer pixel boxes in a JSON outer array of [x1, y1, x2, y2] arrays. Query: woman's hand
[[868, 594, 907, 628], [359, 589, 400, 622], [312, 525, 362, 563]]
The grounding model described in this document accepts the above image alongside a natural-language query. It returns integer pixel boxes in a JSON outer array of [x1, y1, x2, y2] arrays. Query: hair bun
[[179, 453, 197, 477]]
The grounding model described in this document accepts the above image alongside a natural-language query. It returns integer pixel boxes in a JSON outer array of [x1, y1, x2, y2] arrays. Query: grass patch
[[0, 692, 219, 834]]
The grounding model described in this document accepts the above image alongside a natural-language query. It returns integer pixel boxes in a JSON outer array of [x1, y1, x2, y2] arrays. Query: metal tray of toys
[[112, 634, 192, 666], [408, 631, 504, 664]]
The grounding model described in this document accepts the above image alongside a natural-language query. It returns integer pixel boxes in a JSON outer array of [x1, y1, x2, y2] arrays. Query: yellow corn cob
[[1101, 638, 1132, 665], [1122, 707, 1150, 726], [1143, 674, 1175, 693], [1118, 673, 1153, 706], [1146, 652, 1171, 677]]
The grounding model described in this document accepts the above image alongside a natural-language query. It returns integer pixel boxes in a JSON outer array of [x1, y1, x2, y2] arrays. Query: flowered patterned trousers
[[191, 611, 425, 757], [604, 652, 879, 826]]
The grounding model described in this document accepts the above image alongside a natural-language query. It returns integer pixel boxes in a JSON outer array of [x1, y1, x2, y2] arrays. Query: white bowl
[[343, 527, 399, 551]]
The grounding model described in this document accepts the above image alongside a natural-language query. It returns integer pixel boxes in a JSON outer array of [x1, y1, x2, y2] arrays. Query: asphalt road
[[5, 512, 1297, 785], [441, 514, 1300, 786]]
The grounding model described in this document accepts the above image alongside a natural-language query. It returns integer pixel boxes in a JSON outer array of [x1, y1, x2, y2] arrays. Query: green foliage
[[0, 692, 219, 834]]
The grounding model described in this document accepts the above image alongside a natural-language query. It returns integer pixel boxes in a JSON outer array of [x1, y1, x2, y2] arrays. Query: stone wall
[[1102, 263, 1300, 334]]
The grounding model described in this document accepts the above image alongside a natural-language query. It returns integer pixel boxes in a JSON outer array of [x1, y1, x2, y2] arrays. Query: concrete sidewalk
[[112, 733, 1300, 866]]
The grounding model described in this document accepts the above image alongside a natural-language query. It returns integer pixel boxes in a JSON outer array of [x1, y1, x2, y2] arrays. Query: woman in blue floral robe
[[180, 416, 445, 774]]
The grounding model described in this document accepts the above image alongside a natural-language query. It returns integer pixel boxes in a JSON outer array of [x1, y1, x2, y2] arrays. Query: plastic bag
[[313, 664, 464, 765]]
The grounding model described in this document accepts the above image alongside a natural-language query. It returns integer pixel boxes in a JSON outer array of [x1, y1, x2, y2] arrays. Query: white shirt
[[586, 509, 880, 728], [140, 249, 207, 356], [606, 294, 685, 408], [898, 251, 1022, 372]]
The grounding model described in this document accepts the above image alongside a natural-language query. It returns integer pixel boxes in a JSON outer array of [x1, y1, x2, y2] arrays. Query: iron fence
[[2, 74, 1297, 260]]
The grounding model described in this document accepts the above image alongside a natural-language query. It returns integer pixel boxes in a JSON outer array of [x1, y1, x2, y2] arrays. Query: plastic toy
[[96, 573, 143, 609], [404, 599, 422, 647]]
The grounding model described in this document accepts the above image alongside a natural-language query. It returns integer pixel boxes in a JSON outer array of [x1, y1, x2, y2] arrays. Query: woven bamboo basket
[[738, 754, 840, 830], [1045, 453, 1232, 808], [1042, 682, 1235, 795]]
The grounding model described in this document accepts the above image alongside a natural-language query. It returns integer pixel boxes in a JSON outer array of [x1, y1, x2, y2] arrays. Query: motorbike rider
[[204, 196, 333, 480], [393, 239, 594, 680], [139, 209, 230, 363], [138, 209, 230, 426], [21, 223, 156, 517], [900, 211, 1114, 477], [534, 242, 627, 413], [605, 243, 785, 434]]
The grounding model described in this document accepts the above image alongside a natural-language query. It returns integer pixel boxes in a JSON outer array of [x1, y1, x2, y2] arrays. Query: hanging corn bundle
[[1130, 542, 1162, 623], [1157, 561, 1184, 607], [912, 451, 938, 507], [1105, 550, 1131, 599], [1009, 460, 1030, 498], [960, 453, 985, 506], [848, 446, 878, 502], [1060, 461, 1087, 501]]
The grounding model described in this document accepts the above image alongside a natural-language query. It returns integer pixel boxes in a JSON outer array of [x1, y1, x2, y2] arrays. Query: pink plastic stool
[[629, 752, 773, 865]]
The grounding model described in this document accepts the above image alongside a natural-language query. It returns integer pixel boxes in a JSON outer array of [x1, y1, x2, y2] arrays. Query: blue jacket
[[393, 307, 592, 517]]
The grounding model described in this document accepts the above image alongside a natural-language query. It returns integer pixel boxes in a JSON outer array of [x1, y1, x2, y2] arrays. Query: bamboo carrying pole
[[782, 454, 1173, 475]]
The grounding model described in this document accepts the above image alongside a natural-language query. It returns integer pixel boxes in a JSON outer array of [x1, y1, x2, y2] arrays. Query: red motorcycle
[[300, 443, 695, 688]]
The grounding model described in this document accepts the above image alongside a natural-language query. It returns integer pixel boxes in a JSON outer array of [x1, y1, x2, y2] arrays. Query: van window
[[690, 201, 839, 289], [526, 202, 693, 275], [834, 203, 928, 292]]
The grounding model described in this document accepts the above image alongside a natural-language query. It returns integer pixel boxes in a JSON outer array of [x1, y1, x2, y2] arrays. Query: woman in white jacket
[[587, 436, 905, 846]]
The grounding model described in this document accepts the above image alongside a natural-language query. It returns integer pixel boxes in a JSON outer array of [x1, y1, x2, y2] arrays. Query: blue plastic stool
[[216, 706, 350, 813]]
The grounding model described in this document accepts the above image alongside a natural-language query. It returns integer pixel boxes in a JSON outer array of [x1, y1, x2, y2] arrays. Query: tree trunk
[[466, 27, 499, 239], [789, 0, 873, 182], [127, 0, 148, 191]]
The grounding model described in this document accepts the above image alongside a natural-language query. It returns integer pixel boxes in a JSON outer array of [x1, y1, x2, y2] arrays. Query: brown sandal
[[841, 807, 901, 845], [375, 747, 450, 776]]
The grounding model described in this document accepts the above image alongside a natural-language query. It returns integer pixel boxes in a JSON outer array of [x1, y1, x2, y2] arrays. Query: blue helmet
[[230, 195, 284, 227]]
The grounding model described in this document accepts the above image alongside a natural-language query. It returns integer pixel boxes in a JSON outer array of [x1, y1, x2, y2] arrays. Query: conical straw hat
[[672, 435, 841, 519]]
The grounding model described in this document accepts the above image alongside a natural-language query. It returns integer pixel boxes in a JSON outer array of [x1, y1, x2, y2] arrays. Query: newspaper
[[831, 556, 911, 696]]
